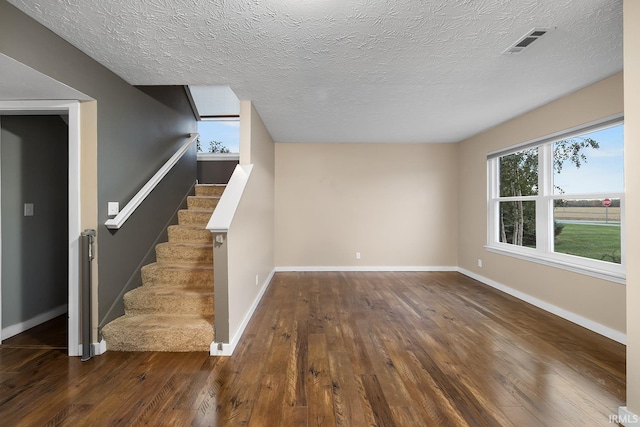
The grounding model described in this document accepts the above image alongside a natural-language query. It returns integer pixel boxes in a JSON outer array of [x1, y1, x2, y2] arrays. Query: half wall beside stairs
[[208, 101, 276, 356]]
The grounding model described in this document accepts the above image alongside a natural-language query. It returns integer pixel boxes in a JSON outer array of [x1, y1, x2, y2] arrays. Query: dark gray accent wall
[[197, 160, 238, 184], [136, 86, 197, 120], [0, 1, 198, 326], [99, 155, 196, 327], [1, 115, 68, 326]]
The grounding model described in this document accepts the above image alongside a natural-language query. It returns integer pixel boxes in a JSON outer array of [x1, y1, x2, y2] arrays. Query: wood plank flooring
[[1, 314, 67, 350], [0, 272, 626, 426]]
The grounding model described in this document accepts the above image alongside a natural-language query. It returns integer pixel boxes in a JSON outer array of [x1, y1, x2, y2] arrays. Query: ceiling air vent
[[503, 28, 549, 54]]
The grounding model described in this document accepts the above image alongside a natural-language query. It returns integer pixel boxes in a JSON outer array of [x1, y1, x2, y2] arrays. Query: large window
[[187, 85, 241, 156], [487, 118, 624, 283]]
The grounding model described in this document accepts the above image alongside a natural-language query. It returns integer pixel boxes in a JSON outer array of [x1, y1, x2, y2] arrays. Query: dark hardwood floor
[[1, 314, 67, 350], [0, 272, 626, 426]]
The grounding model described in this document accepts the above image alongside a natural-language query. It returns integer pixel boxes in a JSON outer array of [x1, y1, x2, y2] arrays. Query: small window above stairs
[[102, 184, 225, 352]]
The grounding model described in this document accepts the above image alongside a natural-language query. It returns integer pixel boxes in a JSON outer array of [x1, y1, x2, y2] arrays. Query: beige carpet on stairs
[[102, 184, 225, 352]]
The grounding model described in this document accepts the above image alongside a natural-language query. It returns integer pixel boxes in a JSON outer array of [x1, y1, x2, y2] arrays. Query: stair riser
[[103, 327, 213, 352], [178, 210, 212, 226], [124, 293, 214, 316], [167, 226, 213, 244], [195, 185, 225, 197], [156, 245, 213, 264], [141, 264, 213, 287], [187, 196, 220, 211], [106, 339, 211, 352]]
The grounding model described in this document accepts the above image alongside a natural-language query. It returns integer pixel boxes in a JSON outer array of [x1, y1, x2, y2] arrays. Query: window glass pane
[[197, 120, 240, 153], [499, 201, 536, 248], [499, 148, 538, 197], [554, 198, 621, 264], [189, 85, 240, 116], [553, 125, 624, 195]]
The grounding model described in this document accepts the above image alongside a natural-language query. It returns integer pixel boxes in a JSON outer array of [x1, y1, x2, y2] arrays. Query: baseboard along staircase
[[102, 184, 225, 352]]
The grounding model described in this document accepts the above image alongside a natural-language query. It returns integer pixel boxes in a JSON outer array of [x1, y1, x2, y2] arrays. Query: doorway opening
[[1, 114, 69, 349], [0, 101, 82, 356]]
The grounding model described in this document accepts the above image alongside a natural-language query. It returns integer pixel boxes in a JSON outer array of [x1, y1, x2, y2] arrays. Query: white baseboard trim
[[1, 304, 68, 340], [459, 268, 626, 344], [274, 266, 458, 272], [617, 407, 640, 426], [95, 339, 107, 355], [211, 269, 276, 356], [76, 339, 107, 357]]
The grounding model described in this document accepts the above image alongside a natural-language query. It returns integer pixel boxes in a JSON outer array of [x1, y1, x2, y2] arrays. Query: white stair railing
[[105, 133, 198, 229]]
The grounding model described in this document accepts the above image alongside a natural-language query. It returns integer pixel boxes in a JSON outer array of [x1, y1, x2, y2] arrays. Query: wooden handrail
[[105, 133, 198, 230]]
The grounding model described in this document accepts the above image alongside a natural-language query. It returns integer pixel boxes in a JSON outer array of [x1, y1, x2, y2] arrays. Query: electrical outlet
[[478, 259, 483, 268], [356, 252, 361, 260], [24, 203, 34, 217], [108, 202, 119, 216]]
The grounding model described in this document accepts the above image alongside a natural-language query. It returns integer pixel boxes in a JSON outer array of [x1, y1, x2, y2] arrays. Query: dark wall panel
[[136, 86, 197, 120], [1, 116, 68, 326], [197, 160, 238, 184]]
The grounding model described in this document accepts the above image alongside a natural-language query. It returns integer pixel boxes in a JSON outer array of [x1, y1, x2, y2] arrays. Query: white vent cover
[[503, 28, 550, 54]]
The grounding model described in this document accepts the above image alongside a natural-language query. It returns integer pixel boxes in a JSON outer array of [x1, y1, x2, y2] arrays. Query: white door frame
[[0, 100, 82, 356]]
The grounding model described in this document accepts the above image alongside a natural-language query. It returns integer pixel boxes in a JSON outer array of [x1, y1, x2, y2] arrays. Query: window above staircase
[[187, 85, 239, 120], [187, 85, 240, 156]]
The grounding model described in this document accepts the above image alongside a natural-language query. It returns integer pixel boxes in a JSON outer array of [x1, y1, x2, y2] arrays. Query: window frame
[[486, 115, 625, 284]]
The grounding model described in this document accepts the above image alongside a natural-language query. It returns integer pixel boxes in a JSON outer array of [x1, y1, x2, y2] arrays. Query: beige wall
[[457, 73, 625, 335], [624, 0, 640, 415], [227, 101, 275, 339], [275, 143, 458, 268], [79, 100, 99, 342]]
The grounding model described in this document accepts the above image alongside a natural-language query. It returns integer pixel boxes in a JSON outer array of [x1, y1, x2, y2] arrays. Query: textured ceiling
[[6, 0, 622, 143]]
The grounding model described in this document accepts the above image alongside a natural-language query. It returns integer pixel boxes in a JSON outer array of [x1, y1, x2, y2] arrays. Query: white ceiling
[[6, 0, 622, 143]]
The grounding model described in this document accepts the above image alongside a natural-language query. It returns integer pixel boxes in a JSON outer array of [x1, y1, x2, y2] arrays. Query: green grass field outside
[[554, 223, 621, 263]]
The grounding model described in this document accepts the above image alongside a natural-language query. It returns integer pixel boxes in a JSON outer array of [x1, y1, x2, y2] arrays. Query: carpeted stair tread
[[102, 314, 213, 352], [155, 242, 213, 264], [178, 209, 213, 226], [141, 262, 213, 287], [124, 286, 213, 316], [187, 196, 221, 211], [195, 184, 226, 197], [167, 225, 213, 244]]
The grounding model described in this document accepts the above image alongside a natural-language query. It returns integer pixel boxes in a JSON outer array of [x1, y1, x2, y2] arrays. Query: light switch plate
[[24, 203, 34, 217], [108, 202, 119, 216]]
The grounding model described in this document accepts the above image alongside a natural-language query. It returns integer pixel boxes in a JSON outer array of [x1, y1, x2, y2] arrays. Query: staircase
[[102, 184, 225, 352]]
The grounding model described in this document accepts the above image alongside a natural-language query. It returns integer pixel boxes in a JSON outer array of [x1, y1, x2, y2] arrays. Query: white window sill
[[484, 245, 625, 285], [197, 152, 240, 161]]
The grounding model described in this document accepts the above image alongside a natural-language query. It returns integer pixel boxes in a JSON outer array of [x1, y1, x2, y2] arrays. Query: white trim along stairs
[[102, 184, 225, 351]]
